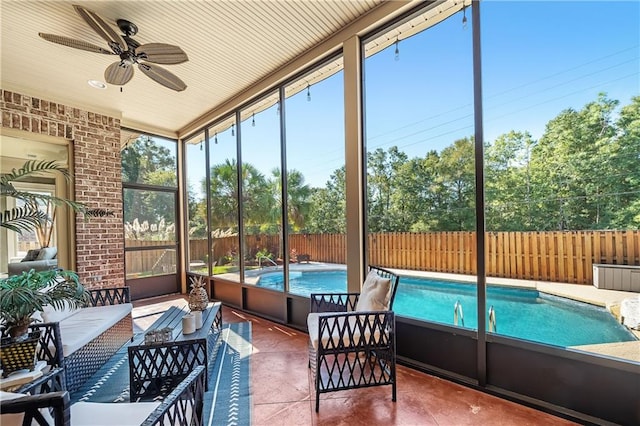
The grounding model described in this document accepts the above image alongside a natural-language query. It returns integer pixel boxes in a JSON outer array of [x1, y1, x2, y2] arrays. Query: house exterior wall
[[1, 89, 124, 289]]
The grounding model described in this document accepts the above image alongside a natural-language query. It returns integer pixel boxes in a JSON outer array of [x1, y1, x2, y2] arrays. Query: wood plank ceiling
[[1, 0, 388, 137]]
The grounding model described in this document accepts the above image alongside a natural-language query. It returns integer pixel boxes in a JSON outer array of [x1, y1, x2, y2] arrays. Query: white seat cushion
[[41, 301, 80, 323], [71, 401, 160, 425], [58, 303, 132, 357], [355, 270, 392, 312], [307, 312, 385, 350]]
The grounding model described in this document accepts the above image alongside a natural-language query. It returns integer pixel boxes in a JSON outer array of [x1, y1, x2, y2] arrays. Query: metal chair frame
[[308, 265, 400, 412]]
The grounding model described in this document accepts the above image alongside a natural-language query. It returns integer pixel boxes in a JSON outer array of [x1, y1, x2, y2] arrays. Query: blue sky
[[189, 1, 639, 191]]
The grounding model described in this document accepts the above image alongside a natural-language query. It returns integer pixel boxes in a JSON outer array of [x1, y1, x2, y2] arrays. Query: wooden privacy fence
[[185, 230, 640, 285], [125, 240, 177, 277]]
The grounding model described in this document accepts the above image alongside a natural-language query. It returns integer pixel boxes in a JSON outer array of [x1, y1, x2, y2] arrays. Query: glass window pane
[[185, 131, 209, 274], [124, 188, 177, 248], [208, 117, 241, 280], [122, 132, 177, 187], [482, 1, 639, 358], [240, 92, 284, 290], [283, 59, 347, 297], [363, 7, 476, 327]]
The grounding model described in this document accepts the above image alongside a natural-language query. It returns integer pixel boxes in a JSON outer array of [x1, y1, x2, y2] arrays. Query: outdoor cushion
[[57, 303, 132, 357], [41, 301, 79, 323], [35, 247, 57, 260], [307, 312, 384, 350], [71, 401, 160, 425], [21, 249, 41, 262], [355, 270, 392, 312]]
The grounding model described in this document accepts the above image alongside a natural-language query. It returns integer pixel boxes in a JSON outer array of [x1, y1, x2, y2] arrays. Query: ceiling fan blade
[[105, 62, 134, 85], [38, 33, 115, 55], [73, 5, 127, 54], [138, 63, 187, 92], [137, 43, 188, 65]]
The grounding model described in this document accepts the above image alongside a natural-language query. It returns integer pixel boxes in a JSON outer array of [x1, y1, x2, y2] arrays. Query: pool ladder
[[453, 300, 464, 327], [257, 255, 278, 269], [488, 305, 497, 332]]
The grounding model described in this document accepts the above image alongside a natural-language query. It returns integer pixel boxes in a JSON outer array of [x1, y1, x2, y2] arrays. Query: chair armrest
[[0, 391, 70, 426], [28, 322, 64, 368], [17, 367, 66, 395], [88, 287, 130, 306], [316, 311, 395, 350], [140, 365, 205, 426], [310, 293, 360, 313]]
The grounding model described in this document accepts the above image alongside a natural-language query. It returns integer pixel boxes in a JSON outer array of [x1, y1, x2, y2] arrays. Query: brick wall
[[1, 89, 124, 289]]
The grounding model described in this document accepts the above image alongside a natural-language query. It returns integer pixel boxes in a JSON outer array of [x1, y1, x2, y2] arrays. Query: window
[[240, 92, 284, 289], [363, 5, 476, 327], [481, 1, 639, 356], [122, 132, 179, 298], [207, 117, 240, 280], [284, 58, 347, 296]]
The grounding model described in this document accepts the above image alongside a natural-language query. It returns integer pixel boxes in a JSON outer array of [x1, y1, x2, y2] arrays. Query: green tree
[[434, 137, 476, 231], [530, 93, 620, 230], [609, 96, 640, 228], [306, 167, 346, 233], [122, 135, 177, 232], [367, 147, 408, 232], [485, 131, 536, 231]]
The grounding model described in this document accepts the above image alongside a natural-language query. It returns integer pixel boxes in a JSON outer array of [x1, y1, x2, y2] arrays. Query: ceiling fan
[[39, 4, 188, 92]]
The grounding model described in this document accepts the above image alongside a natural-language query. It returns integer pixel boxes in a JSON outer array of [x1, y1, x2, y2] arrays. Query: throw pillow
[[355, 270, 392, 312], [35, 247, 57, 261], [21, 249, 41, 262]]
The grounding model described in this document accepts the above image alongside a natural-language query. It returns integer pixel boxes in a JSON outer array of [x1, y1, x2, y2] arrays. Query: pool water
[[256, 270, 636, 347]]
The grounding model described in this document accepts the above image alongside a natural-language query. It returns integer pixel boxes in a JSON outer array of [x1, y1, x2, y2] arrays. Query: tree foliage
[[155, 94, 640, 240]]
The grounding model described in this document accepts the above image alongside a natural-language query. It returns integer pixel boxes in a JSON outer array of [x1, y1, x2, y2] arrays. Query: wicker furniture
[[307, 266, 400, 412], [128, 302, 222, 401], [0, 367, 69, 425], [64, 287, 133, 391], [29, 287, 133, 392]]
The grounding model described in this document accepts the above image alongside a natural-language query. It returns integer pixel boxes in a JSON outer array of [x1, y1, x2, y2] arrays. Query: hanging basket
[[0, 330, 41, 378]]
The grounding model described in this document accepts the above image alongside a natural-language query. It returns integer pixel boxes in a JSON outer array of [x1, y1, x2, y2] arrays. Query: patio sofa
[[8, 247, 58, 276], [30, 287, 133, 392]]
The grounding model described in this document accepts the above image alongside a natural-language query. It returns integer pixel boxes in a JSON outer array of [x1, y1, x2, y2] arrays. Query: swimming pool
[[256, 270, 636, 347]]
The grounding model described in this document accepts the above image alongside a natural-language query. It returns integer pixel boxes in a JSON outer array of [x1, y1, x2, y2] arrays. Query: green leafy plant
[[0, 269, 89, 339], [1, 160, 109, 341], [0, 159, 112, 234]]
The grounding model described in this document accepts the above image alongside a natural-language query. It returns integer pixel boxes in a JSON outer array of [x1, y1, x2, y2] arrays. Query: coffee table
[[128, 302, 222, 400]]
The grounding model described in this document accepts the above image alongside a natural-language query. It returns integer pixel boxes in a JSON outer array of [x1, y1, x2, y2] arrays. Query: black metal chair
[[307, 265, 400, 412], [0, 368, 70, 426]]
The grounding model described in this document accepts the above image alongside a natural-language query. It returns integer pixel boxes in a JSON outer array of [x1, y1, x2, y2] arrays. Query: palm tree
[[268, 168, 311, 258]]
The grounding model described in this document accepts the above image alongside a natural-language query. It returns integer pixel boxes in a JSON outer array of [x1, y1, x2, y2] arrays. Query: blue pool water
[[256, 270, 636, 347]]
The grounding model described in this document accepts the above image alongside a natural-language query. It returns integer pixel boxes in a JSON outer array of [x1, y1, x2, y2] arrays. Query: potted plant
[[0, 268, 89, 376]]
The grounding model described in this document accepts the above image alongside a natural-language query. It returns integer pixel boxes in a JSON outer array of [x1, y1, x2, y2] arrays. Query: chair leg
[[315, 354, 321, 412]]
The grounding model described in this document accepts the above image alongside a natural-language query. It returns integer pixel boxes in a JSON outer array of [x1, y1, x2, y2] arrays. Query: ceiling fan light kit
[[39, 4, 188, 92]]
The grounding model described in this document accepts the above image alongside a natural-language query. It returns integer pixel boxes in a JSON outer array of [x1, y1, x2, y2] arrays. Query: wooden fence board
[[164, 230, 640, 285]]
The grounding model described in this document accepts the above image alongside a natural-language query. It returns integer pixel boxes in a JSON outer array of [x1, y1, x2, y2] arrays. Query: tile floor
[[132, 294, 577, 426]]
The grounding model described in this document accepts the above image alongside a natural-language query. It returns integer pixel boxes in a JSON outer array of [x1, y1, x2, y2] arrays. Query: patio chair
[[307, 265, 400, 412], [0, 368, 70, 425]]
